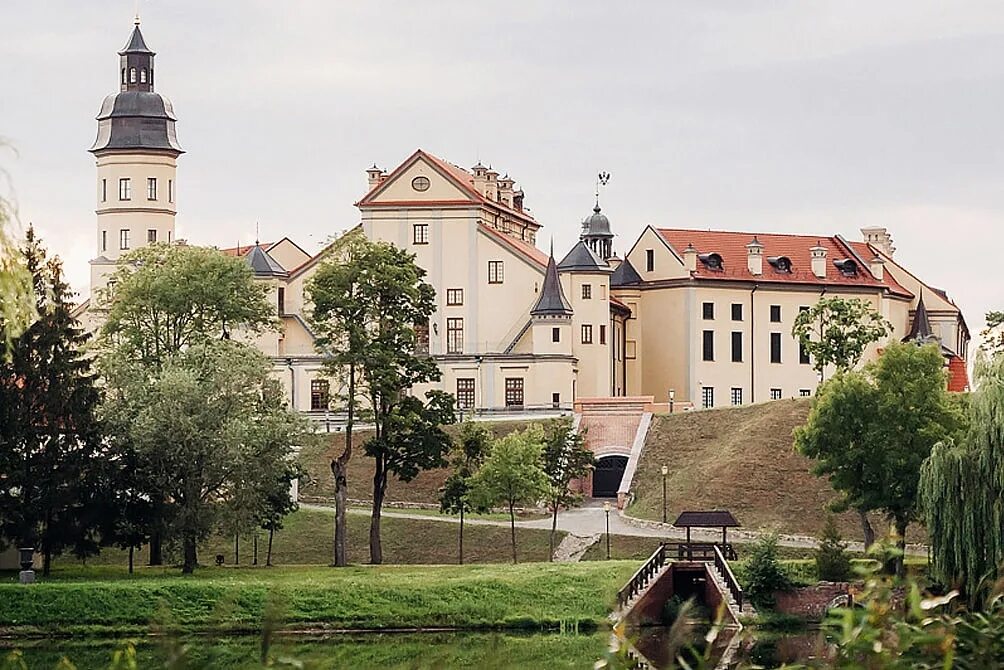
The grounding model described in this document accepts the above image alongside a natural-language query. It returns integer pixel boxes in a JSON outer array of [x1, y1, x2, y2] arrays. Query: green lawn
[[0, 562, 638, 636], [66, 508, 562, 569]]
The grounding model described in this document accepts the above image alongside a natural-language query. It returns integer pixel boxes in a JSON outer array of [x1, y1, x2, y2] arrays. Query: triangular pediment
[[358, 150, 481, 206]]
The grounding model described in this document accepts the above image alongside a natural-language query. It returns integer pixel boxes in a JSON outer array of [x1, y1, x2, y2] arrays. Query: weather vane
[[595, 171, 611, 207]]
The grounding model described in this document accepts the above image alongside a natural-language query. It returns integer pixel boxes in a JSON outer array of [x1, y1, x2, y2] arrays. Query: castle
[[76, 21, 970, 427]]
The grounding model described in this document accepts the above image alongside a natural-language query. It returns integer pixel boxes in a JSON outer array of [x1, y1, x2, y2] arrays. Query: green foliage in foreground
[[0, 562, 637, 635]]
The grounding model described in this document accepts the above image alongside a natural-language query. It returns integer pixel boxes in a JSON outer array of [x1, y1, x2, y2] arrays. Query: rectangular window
[[552, 392, 561, 408], [581, 324, 593, 344], [446, 288, 463, 306], [278, 287, 285, 315], [731, 303, 743, 321], [167, 231, 172, 243], [702, 302, 714, 320], [800, 389, 812, 397], [770, 333, 782, 363], [101, 230, 107, 252], [646, 249, 654, 272], [552, 327, 560, 343], [101, 179, 107, 202], [702, 387, 714, 409], [770, 388, 783, 400], [456, 378, 475, 409], [488, 260, 504, 284], [600, 324, 606, 345], [799, 341, 810, 365], [446, 317, 464, 354], [119, 229, 130, 250], [770, 305, 781, 323], [413, 223, 429, 245], [118, 178, 131, 201], [582, 284, 592, 299], [702, 330, 714, 361], [505, 378, 524, 408], [416, 323, 430, 353], [168, 179, 174, 203], [731, 387, 743, 406], [731, 331, 743, 362], [147, 177, 157, 201], [147, 229, 157, 243], [310, 379, 330, 411]]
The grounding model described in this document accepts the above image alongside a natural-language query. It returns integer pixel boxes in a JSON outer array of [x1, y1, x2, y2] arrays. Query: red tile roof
[[477, 223, 549, 269], [220, 242, 274, 257], [947, 355, 969, 392], [657, 229, 913, 297]]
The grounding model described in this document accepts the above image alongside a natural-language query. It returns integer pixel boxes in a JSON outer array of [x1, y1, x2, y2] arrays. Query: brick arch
[[592, 444, 632, 459]]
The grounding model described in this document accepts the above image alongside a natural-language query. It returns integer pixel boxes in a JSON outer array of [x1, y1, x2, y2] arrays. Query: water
[[2, 631, 612, 670]]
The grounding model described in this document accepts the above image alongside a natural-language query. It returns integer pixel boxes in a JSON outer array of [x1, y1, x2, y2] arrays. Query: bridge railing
[[713, 544, 744, 611], [616, 543, 667, 610], [665, 542, 737, 561]]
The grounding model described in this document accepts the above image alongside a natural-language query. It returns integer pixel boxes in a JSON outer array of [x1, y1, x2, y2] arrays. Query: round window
[[412, 176, 430, 192]]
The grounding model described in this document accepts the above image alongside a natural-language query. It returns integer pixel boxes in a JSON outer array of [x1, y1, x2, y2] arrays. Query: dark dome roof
[[90, 91, 183, 153], [581, 204, 613, 238]]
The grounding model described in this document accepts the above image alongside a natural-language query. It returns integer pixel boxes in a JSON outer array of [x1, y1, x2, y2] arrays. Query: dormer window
[[698, 252, 724, 271], [767, 256, 792, 273], [834, 259, 858, 276]]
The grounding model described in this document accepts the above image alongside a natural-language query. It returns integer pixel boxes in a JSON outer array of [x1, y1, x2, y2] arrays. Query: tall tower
[[89, 18, 183, 297]]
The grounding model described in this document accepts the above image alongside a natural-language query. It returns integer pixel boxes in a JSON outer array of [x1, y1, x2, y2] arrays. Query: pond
[[2, 631, 613, 670]]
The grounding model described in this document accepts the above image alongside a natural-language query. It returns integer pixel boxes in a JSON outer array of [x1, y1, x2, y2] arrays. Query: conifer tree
[[0, 227, 103, 575]]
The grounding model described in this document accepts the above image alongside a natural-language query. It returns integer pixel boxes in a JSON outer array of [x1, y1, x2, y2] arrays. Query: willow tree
[[921, 352, 1004, 607], [0, 173, 37, 355]]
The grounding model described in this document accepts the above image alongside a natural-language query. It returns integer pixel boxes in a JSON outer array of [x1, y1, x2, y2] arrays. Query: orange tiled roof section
[[220, 242, 274, 257], [947, 355, 969, 392], [477, 222, 549, 269], [657, 229, 913, 298], [357, 149, 538, 225]]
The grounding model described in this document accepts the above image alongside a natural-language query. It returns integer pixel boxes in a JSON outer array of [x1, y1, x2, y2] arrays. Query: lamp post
[[603, 502, 611, 559], [668, 388, 675, 414], [18, 547, 34, 584], [324, 406, 331, 433], [661, 465, 669, 524]]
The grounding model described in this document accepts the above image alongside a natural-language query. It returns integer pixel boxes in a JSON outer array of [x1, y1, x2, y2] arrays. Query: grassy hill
[[628, 399, 913, 542]]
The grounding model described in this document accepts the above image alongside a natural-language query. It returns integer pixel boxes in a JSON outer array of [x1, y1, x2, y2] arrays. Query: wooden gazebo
[[673, 510, 741, 559]]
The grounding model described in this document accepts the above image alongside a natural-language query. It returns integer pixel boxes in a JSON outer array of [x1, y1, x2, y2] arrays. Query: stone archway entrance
[[593, 455, 628, 498]]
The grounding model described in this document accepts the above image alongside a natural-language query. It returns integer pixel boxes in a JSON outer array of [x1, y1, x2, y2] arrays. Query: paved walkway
[[301, 501, 927, 556]]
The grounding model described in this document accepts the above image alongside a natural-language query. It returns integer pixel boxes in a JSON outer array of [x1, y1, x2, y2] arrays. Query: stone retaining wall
[[773, 582, 851, 620]]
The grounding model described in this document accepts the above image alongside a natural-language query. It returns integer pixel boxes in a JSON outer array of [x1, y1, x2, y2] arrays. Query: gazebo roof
[[673, 510, 740, 528]]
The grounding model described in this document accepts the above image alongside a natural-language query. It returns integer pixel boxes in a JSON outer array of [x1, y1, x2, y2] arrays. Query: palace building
[[75, 21, 970, 422]]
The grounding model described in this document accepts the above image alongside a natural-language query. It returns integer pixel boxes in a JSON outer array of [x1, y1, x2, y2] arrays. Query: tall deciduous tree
[[981, 311, 1004, 357], [99, 243, 281, 566], [308, 237, 444, 565], [0, 227, 104, 575], [103, 340, 307, 573], [921, 352, 1004, 607], [470, 426, 550, 564], [792, 296, 891, 379], [795, 342, 963, 575], [0, 186, 36, 355], [439, 421, 492, 564], [541, 419, 594, 560]]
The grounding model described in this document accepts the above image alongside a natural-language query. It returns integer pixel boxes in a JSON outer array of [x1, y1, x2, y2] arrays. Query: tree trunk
[[267, 527, 275, 567], [370, 456, 386, 565], [894, 517, 909, 578], [550, 501, 559, 561], [332, 364, 354, 567], [149, 530, 163, 566], [182, 534, 198, 574], [510, 500, 518, 564], [253, 533, 258, 566], [459, 507, 465, 565], [858, 508, 876, 550], [42, 549, 52, 578], [234, 533, 239, 565], [128, 545, 134, 574]]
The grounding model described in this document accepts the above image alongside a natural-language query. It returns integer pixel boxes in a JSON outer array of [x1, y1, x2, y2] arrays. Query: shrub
[[816, 515, 852, 582], [741, 532, 791, 609]]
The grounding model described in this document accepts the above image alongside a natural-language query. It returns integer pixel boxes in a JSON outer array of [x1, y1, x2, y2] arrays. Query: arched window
[[129, 68, 137, 83], [140, 68, 147, 83], [121, 68, 127, 84]]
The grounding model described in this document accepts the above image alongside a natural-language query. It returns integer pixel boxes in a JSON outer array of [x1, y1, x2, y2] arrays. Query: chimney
[[366, 164, 384, 188], [746, 236, 764, 275], [869, 255, 885, 280], [810, 242, 827, 278], [471, 161, 488, 196], [498, 174, 515, 208], [860, 227, 895, 257], [683, 243, 698, 272]]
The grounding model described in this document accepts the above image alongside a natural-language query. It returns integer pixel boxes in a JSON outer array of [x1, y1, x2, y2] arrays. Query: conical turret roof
[[246, 243, 288, 278], [531, 248, 572, 316]]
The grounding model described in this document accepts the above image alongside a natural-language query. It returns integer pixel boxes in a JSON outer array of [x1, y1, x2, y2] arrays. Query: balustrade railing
[[616, 544, 667, 610], [713, 544, 744, 611]]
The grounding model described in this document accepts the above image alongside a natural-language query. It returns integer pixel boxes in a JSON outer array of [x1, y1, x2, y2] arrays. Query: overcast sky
[[2, 1, 1002, 345]]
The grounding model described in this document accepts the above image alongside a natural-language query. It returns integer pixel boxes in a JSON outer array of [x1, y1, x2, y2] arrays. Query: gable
[[626, 226, 687, 281], [362, 155, 478, 205], [267, 238, 312, 271]]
